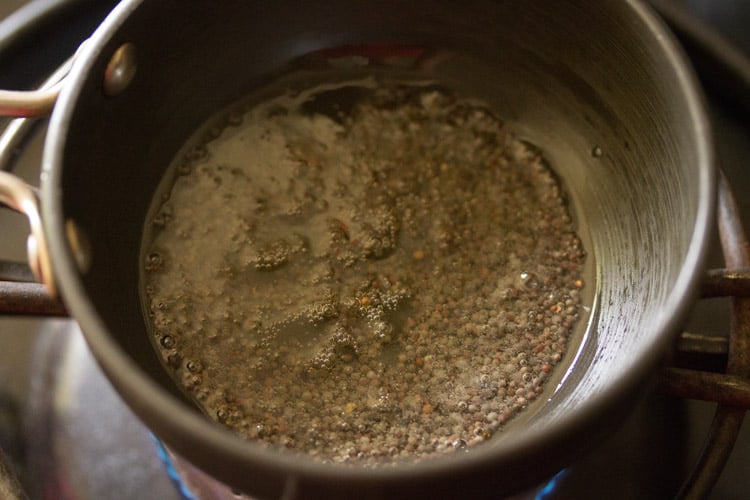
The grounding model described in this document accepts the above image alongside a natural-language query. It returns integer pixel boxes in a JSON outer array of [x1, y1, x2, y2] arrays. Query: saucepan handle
[[0, 46, 87, 316], [0, 169, 65, 316], [0, 35, 134, 316], [0, 170, 55, 296], [0, 78, 64, 117], [0, 160, 65, 316], [0, 37, 88, 116], [0, 169, 65, 315]]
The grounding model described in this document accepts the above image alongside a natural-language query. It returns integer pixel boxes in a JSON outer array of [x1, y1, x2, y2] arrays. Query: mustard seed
[[143, 79, 588, 465]]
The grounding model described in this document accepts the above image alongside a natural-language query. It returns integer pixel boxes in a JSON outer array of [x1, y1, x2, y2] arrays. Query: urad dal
[[141, 79, 588, 464]]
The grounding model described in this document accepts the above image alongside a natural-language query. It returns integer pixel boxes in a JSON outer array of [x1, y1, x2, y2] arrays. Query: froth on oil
[[140, 76, 588, 465]]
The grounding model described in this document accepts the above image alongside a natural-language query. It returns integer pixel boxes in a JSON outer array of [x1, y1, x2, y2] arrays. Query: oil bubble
[[145, 252, 164, 272]]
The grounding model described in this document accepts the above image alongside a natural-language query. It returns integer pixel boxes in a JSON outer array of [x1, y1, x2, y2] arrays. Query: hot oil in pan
[[140, 74, 590, 465]]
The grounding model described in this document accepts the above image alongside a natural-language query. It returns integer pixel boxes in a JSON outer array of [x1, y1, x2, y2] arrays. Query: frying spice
[[142, 80, 587, 465]]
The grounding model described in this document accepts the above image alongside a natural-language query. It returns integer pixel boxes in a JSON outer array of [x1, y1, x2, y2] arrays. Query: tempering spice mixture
[[142, 80, 587, 465]]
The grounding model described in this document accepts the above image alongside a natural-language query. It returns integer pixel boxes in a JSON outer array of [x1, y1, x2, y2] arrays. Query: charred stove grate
[[661, 172, 750, 499]]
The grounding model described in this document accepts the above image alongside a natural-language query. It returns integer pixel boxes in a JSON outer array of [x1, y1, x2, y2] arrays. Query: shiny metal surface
[[0, 80, 62, 117], [102, 42, 136, 97], [0, 171, 54, 295], [0, 39, 87, 117]]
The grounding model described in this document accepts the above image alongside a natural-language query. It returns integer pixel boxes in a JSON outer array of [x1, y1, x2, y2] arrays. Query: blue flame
[[535, 469, 569, 500], [151, 435, 199, 500]]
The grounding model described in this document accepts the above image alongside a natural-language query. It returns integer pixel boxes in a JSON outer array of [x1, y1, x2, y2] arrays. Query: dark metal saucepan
[[0, 1, 715, 498]]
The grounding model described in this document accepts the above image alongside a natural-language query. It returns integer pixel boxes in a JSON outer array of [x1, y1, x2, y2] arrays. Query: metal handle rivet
[[103, 42, 137, 97]]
